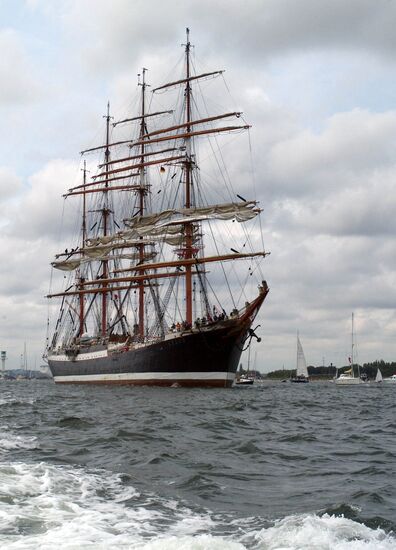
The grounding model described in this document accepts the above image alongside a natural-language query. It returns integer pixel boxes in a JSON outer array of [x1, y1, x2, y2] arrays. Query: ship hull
[[48, 289, 267, 387], [49, 325, 245, 387], [48, 327, 246, 387]]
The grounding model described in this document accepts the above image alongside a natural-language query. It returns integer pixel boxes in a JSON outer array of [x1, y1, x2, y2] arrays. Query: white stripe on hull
[[48, 350, 108, 362], [53, 371, 236, 384]]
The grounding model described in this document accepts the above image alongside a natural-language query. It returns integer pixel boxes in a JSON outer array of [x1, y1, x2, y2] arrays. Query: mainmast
[[78, 160, 88, 336], [101, 102, 111, 337], [184, 27, 193, 325], [138, 68, 148, 339]]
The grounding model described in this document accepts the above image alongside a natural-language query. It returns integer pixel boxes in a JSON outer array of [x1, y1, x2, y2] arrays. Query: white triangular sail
[[375, 368, 383, 383], [296, 335, 308, 377]]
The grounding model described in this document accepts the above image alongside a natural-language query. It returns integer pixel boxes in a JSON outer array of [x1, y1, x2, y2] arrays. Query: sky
[[1, 0, 396, 372]]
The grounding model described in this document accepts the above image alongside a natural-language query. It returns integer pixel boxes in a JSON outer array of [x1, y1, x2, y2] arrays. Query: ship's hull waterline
[[48, 294, 266, 387]]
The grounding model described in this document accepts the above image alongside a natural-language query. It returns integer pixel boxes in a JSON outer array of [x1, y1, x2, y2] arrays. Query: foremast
[[138, 68, 148, 339]]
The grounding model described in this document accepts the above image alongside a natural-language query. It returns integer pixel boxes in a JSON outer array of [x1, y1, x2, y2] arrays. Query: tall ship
[[45, 30, 270, 387]]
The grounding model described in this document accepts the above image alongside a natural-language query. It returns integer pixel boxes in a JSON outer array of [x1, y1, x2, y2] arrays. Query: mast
[[184, 27, 193, 325], [101, 102, 111, 337], [138, 68, 148, 339], [351, 312, 355, 378], [82, 161, 87, 250], [23, 342, 27, 373], [79, 160, 87, 336]]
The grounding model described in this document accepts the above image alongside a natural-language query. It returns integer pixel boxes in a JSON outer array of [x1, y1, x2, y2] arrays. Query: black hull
[[48, 289, 268, 388], [49, 324, 244, 387], [235, 378, 254, 385]]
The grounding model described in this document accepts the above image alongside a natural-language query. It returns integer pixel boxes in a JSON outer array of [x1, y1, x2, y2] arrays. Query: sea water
[[0, 379, 395, 549]]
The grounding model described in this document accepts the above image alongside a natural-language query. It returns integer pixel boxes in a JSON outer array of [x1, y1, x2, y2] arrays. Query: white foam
[[137, 535, 245, 549], [254, 513, 396, 550], [0, 432, 37, 452], [0, 396, 36, 406], [0, 462, 395, 549], [0, 430, 38, 452]]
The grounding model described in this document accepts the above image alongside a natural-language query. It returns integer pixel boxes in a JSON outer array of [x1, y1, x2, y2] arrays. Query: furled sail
[[76, 203, 256, 259], [51, 259, 82, 271], [85, 224, 193, 248], [52, 252, 157, 271], [123, 201, 258, 229]]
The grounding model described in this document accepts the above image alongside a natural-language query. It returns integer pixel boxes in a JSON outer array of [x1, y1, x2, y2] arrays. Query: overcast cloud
[[1, 0, 396, 371]]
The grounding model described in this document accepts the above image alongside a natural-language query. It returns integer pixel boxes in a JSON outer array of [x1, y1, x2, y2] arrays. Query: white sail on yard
[[52, 252, 157, 271], [124, 201, 259, 227], [51, 202, 260, 271]]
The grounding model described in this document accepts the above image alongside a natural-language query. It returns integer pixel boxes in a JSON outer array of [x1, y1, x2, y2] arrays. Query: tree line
[[265, 360, 396, 380]]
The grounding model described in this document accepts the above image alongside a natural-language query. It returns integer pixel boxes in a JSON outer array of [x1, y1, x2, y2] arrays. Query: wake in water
[[0, 461, 394, 549]]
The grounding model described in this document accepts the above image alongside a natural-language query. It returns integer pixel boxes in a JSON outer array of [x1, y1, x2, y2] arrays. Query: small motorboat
[[235, 374, 254, 385]]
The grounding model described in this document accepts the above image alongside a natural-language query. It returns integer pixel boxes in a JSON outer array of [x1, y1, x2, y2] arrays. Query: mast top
[[185, 27, 190, 47], [103, 101, 113, 123], [138, 67, 149, 88]]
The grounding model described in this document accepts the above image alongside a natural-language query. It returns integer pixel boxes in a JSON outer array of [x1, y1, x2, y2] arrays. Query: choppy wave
[[0, 461, 394, 549], [0, 380, 396, 548], [0, 434, 38, 452], [0, 426, 38, 452], [0, 396, 36, 406]]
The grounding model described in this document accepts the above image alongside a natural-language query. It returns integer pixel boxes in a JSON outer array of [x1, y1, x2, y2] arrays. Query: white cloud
[[6, 159, 80, 241], [0, 28, 42, 105], [57, 0, 396, 75], [0, 159, 80, 366], [0, 167, 23, 203], [263, 109, 396, 199]]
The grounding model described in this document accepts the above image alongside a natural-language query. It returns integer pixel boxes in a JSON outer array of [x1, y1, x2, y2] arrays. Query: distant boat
[[16, 342, 30, 381], [235, 373, 254, 385], [335, 313, 364, 386], [235, 348, 255, 385], [383, 374, 396, 384], [290, 333, 309, 383], [375, 369, 383, 383]]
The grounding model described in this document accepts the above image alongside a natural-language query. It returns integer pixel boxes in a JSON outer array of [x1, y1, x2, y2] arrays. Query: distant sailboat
[[375, 369, 383, 383], [235, 345, 254, 385], [235, 373, 254, 385], [335, 313, 364, 386], [291, 333, 309, 383], [17, 342, 29, 381]]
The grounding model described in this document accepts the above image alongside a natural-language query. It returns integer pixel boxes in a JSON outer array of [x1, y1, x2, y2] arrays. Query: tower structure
[[1, 351, 6, 373]]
